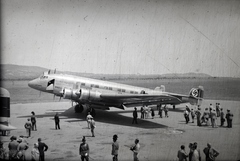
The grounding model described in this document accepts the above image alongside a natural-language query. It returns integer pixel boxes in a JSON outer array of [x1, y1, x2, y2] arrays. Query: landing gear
[[173, 105, 175, 110]]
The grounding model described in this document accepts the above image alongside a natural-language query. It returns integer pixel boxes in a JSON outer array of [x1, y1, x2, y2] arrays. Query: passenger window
[[122, 89, 126, 92], [81, 83, 85, 86], [95, 85, 99, 88], [109, 87, 112, 90]]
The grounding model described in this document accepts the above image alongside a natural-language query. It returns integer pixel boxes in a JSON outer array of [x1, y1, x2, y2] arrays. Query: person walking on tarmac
[[54, 112, 60, 130], [79, 136, 89, 161], [86, 112, 92, 129], [111, 134, 119, 161]]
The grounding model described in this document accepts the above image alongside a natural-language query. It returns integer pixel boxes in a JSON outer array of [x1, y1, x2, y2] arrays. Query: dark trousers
[[227, 119, 232, 128], [132, 117, 138, 124], [81, 155, 89, 161], [113, 154, 118, 161], [55, 122, 60, 129], [39, 154, 45, 161]]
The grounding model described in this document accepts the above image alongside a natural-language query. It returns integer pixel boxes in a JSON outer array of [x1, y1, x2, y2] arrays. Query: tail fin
[[189, 86, 204, 106]]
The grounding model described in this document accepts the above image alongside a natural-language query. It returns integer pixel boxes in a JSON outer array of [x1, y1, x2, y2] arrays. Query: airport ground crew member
[[25, 118, 32, 137], [31, 111, 37, 131], [79, 136, 89, 161], [177, 145, 188, 161], [130, 138, 140, 161], [54, 112, 60, 130], [112, 134, 119, 161], [37, 138, 48, 161], [132, 107, 138, 124], [90, 117, 96, 137], [225, 109, 233, 128]]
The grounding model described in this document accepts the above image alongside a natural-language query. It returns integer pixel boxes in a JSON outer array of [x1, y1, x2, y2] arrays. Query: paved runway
[[1, 99, 240, 161]]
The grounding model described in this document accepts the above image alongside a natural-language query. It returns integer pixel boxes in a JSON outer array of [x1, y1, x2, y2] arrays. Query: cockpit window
[[40, 76, 48, 79]]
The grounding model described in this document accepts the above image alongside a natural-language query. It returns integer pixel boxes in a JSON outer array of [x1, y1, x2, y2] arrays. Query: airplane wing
[[100, 93, 183, 107]]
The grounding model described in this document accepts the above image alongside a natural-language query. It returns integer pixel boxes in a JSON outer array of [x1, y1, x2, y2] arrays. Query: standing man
[[130, 139, 140, 161], [8, 136, 19, 160], [158, 105, 163, 118], [31, 111, 37, 131], [25, 118, 32, 137], [191, 109, 195, 123], [177, 145, 188, 161], [195, 108, 201, 126], [37, 138, 48, 161], [210, 109, 217, 128], [111, 134, 119, 161], [164, 105, 169, 117], [132, 107, 138, 124], [151, 108, 155, 119], [54, 112, 60, 130], [220, 108, 225, 127], [203, 143, 219, 161], [225, 109, 234, 128], [86, 112, 93, 129], [184, 109, 189, 124], [89, 117, 96, 137], [140, 106, 145, 119], [79, 136, 89, 161], [17, 138, 29, 160]]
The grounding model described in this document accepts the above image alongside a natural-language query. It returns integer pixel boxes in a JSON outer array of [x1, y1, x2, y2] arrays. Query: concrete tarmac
[[1, 99, 239, 161]]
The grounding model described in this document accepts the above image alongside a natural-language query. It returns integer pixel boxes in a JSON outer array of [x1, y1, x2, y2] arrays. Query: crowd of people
[[177, 142, 219, 161], [183, 103, 234, 128], [0, 102, 235, 161]]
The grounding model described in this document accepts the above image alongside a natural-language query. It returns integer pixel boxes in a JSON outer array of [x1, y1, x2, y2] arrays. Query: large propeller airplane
[[28, 70, 204, 114]]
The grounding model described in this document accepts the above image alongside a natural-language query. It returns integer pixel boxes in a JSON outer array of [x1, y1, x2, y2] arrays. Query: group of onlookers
[[183, 103, 234, 128], [0, 136, 48, 161], [177, 142, 219, 161]]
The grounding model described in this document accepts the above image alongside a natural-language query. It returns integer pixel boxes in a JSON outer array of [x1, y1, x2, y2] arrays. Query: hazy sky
[[2, 0, 240, 77]]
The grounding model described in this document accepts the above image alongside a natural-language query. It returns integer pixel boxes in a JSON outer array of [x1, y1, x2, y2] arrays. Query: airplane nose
[[28, 80, 33, 88]]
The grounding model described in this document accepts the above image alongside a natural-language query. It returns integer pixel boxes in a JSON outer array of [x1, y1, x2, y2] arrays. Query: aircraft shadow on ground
[[18, 106, 168, 129]]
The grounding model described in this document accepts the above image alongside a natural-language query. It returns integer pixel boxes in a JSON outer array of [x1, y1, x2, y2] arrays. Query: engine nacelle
[[63, 88, 80, 100], [79, 88, 101, 102]]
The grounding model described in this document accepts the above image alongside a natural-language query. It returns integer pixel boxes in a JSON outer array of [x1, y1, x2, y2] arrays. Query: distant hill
[[0, 64, 212, 80]]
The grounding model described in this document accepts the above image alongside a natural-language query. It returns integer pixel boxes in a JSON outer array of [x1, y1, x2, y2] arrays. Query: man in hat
[[79, 136, 89, 161], [112, 134, 119, 161], [8, 136, 19, 160], [226, 109, 234, 128], [38, 138, 48, 161], [130, 138, 140, 161]]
